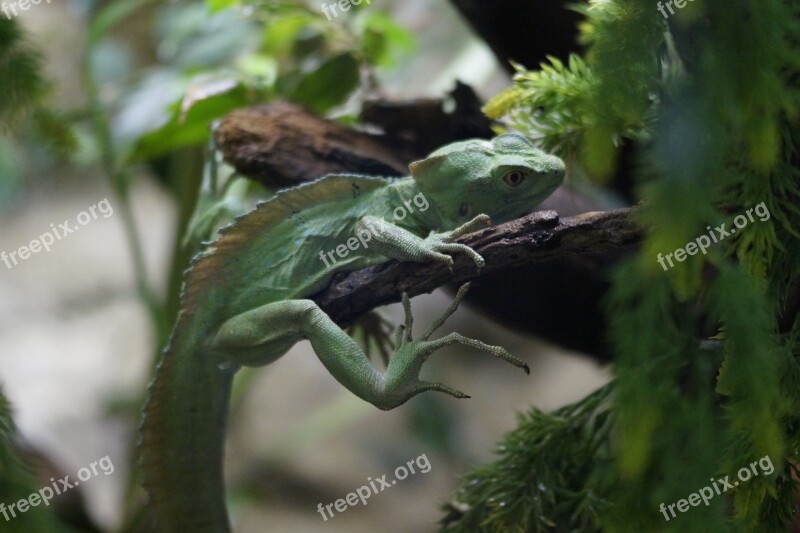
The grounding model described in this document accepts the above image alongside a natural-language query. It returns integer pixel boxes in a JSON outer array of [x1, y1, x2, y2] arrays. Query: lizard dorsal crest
[[182, 174, 389, 312]]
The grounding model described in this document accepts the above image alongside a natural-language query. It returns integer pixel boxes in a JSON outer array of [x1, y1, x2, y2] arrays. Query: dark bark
[[213, 101, 408, 188], [213, 84, 493, 189], [311, 208, 640, 343], [359, 81, 495, 159]]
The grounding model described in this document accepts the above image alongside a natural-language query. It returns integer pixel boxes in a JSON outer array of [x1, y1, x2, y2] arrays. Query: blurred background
[[0, 1, 609, 531]]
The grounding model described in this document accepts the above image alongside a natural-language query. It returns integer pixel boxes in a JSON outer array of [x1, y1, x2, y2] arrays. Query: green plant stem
[[81, 43, 167, 346]]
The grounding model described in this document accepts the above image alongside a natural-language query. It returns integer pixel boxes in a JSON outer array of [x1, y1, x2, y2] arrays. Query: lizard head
[[409, 133, 565, 228]]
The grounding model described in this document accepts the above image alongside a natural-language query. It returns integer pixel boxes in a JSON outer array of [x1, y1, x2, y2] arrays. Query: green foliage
[[443, 385, 614, 532], [485, 1, 662, 179], [99, 0, 413, 162], [0, 19, 48, 125], [0, 19, 76, 158], [448, 0, 800, 530], [285, 52, 360, 113], [0, 389, 65, 533], [484, 55, 598, 158], [72, 0, 417, 343]]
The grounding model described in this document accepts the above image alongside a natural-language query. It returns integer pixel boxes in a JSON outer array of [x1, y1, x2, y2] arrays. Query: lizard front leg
[[356, 214, 491, 271], [210, 285, 528, 410]]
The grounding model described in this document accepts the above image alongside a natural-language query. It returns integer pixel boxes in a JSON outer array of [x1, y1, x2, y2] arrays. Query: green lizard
[[140, 133, 565, 531]]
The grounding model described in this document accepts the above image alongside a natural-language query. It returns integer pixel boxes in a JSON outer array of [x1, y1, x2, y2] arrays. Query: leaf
[[581, 126, 616, 180], [287, 53, 360, 114], [130, 81, 254, 161], [356, 11, 414, 67], [483, 86, 523, 119], [261, 14, 316, 55], [207, 0, 238, 13], [88, 0, 157, 47]]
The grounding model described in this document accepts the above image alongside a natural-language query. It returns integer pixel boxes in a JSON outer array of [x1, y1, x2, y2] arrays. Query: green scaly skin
[[140, 134, 565, 531]]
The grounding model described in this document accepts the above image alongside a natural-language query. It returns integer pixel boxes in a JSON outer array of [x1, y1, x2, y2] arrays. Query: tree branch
[[214, 99, 634, 358], [313, 207, 641, 326]]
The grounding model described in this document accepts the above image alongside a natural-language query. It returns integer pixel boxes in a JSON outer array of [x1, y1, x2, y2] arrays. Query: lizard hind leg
[[211, 299, 388, 401], [211, 291, 528, 411], [348, 310, 396, 369]]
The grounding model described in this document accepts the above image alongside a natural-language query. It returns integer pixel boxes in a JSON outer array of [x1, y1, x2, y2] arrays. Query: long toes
[[416, 381, 470, 399], [434, 333, 530, 374], [436, 243, 484, 271], [453, 282, 471, 303], [453, 214, 492, 237], [394, 324, 406, 348], [472, 254, 485, 272], [420, 284, 471, 341], [491, 347, 529, 374]]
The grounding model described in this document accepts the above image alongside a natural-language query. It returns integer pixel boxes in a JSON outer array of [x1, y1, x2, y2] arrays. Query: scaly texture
[[141, 134, 565, 531]]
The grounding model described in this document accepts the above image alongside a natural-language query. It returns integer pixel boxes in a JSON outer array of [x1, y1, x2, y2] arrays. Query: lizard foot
[[378, 283, 529, 408], [423, 214, 492, 273]]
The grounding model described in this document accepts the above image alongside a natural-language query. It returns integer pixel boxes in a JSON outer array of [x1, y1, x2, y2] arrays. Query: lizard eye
[[502, 170, 526, 187]]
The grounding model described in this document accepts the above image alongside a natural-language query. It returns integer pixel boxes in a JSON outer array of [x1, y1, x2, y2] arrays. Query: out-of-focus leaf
[[236, 54, 278, 85], [261, 14, 316, 55], [157, 5, 254, 69], [112, 69, 186, 152], [88, 0, 157, 47], [748, 116, 779, 173], [179, 77, 240, 122], [292, 26, 326, 60], [88, 38, 134, 87], [581, 126, 616, 180], [207, 0, 238, 13], [287, 53, 360, 114], [130, 82, 254, 161], [355, 11, 414, 67]]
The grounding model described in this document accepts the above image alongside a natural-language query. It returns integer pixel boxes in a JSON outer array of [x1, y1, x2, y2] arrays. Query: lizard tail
[[140, 317, 235, 532]]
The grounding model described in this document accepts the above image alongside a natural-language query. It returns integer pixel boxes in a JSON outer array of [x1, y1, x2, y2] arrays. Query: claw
[[413, 381, 470, 400], [394, 325, 406, 349]]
